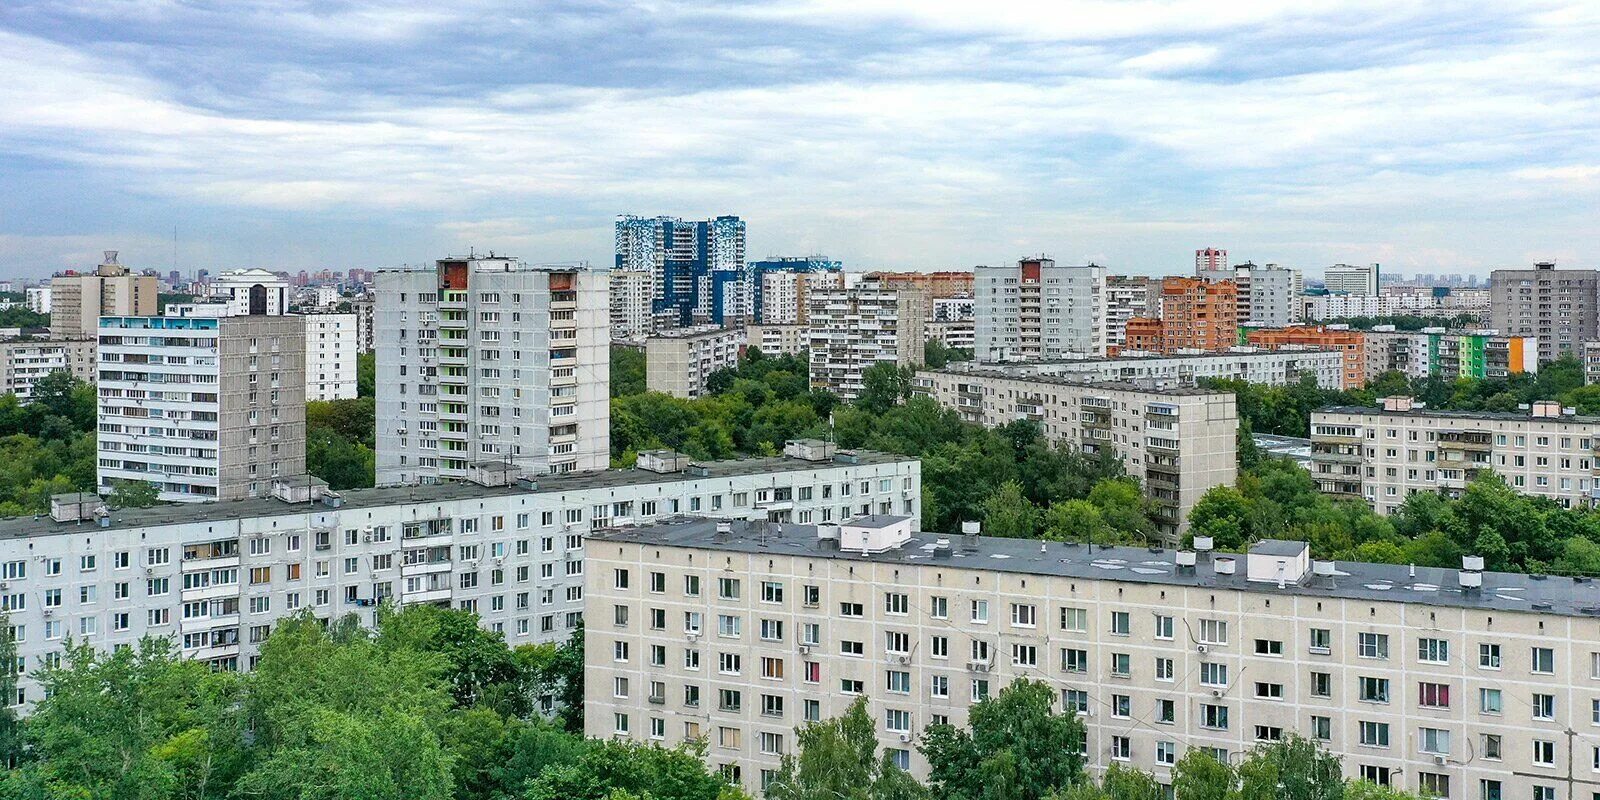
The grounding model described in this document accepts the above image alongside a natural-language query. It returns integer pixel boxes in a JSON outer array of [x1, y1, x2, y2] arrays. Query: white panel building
[[303, 313, 359, 401], [975, 258, 1106, 361]]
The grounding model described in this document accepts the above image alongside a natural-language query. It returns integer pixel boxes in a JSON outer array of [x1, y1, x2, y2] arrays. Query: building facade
[[863, 271, 976, 300], [975, 259, 1106, 362], [914, 369, 1236, 538], [303, 313, 359, 401], [808, 285, 925, 400], [1235, 264, 1301, 327], [374, 256, 609, 485], [609, 269, 655, 338], [646, 326, 747, 399], [1323, 264, 1381, 295], [1244, 326, 1366, 388], [590, 523, 1595, 800], [1490, 263, 1600, 363], [1124, 277, 1238, 355], [0, 336, 95, 400], [749, 257, 842, 324], [96, 314, 307, 502], [747, 324, 809, 358], [1105, 276, 1159, 355], [1362, 329, 1537, 383], [1310, 397, 1600, 513], [24, 286, 51, 314], [930, 350, 1346, 390], [0, 447, 919, 711], [49, 252, 160, 339], [1194, 247, 1228, 276], [1302, 293, 1462, 322], [616, 215, 748, 329]]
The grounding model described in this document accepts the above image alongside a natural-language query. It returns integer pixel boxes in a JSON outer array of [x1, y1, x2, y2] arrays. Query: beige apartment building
[[1311, 397, 1600, 514], [808, 284, 925, 400], [0, 335, 95, 400], [589, 517, 1600, 800], [747, 324, 808, 357], [915, 368, 1237, 539], [646, 325, 746, 399], [49, 252, 160, 339]]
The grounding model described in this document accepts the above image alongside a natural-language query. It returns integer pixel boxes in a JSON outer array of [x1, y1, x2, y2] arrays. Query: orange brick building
[[1115, 277, 1238, 355], [1245, 325, 1366, 388], [863, 271, 975, 299]]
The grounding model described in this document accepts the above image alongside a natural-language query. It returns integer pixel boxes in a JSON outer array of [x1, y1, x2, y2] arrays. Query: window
[[885, 592, 909, 615], [1482, 734, 1502, 760], [1309, 627, 1331, 653], [1255, 639, 1283, 656], [1156, 698, 1175, 723], [1109, 611, 1129, 635], [1255, 682, 1284, 700], [1255, 725, 1283, 742], [717, 578, 740, 600], [1359, 632, 1389, 659], [1360, 721, 1390, 747], [1533, 739, 1556, 766], [1154, 614, 1173, 639], [930, 596, 948, 618], [1062, 648, 1088, 673], [1157, 741, 1177, 765], [1155, 657, 1174, 681], [1480, 780, 1502, 800], [931, 675, 949, 698], [885, 709, 912, 733], [1481, 688, 1503, 714], [1533, 693, 1555, 720], [1013, 644, 1038, 668], [1418, 728, 1450, 755], [1419, 638, 1450, 664], [1311, 715, 1332, 741], [1200, 663, 1227, 687], [613, 569, 630, 589], [761, 581, 783, 603], [1200, 704, 1229, 730], [1110, 735, 1130, 760], [1419, 682, 1451, 709], [1109, 652, 1129, 676], [1418, 773, 1449, 799], [1480, 643, 1502, 669], [1532, 647, 1555, 674], [971, 600, 989, 623], [1060, 607, 1087, 632], [840, 602, 863, 618], [1311, 671, 1332, 698], [1359, 677, 1390, 703], [1012, 603, 1037, 628], [1198, 619, 1227, 645]]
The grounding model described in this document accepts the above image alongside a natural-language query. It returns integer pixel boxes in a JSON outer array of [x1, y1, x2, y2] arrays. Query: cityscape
[[2, 3, 1600, 800]]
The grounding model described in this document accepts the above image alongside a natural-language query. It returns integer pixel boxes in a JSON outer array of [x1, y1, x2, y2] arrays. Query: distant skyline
[[1, 2, 1596, 279]]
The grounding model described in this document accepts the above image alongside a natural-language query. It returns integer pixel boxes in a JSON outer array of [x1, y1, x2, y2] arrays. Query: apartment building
[[96, 313, 307, 502], [1245, 326, 1366, 388], [750, 257, 843, 324], [352, 296, 376, 354], [1362, 329, 1536, 383], [864, 271, 975, 300], [0, 445, 920, 712], [615, 215, 748, 329], [49, 252, 160, 339], [1123, 277, 1238, 355], [1324, 263, 1381, 295], [207, 269, 291, 315], [303, 313, 359, 401], [747, 324, 808, 357], [930, 349, 1345, 390], [590, 519, 1600, 800], [1302, 293, 1462, 322], [0, 335, 95, 400], [1584, 341, 1600, 385], [25, 286, 51, 314], [1310, 397, 1600, 513], [1490, 263, 1600, 362], [1194, 247, 1228, 275], [610, 269, 654, 338], [374, 256, 609, 485], [808, 284, 925, 400], [1233, 264, 1302, 327], [646, 326, 746, 399], [926, 321, 975, 351], [1105, 276, 1158, 355], [914, 367, 1236, 538], [975, 259, 1106, 361]]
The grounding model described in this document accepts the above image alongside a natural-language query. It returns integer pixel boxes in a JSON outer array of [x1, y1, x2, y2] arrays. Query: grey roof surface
[[1250, 540, 1309, 557], [1318, 405, 1600, 425], [922, 367, 1226, 397], [591, 518, 1600, 619], [0, 451, 915, 540], [843, 515, 908, 529]]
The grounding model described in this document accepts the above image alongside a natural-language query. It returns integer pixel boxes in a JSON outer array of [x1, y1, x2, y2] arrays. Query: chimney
[[1214, 557, 1237, 576], [961, 520, 981, 551]]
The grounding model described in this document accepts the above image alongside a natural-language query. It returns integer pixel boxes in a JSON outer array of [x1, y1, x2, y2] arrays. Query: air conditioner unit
[[1195, 644, 1208, 654], [1211, 689, 1224, 698], [686, 632, 700, 642], [895, 654, 910, 665], [145, 567, 154, 576], [363, 534, 372, 543], [798, 644, 812, 655], [898, 733, 911, 743], [1432, 755, 1447, 766], [41, 609, 52, 618]]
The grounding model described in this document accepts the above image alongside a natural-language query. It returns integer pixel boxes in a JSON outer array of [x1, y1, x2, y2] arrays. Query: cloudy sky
[[2, 1, 1597, 279]]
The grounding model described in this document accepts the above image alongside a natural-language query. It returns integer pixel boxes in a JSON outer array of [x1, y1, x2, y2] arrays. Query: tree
[[858, 363, 912, 415], [920, 679, 1086, 800], [0, 612, 21, 767], [767, 698, 923, 800], [109, 479, 161, 509], [982, 481, 1040, 539], [1172, 747, 1236, 800], [1344, 781, 1422, 800], [612, 347, 646, 398], [1235, 734, 1344, 800], [357, 351, 375, 398], [1043, 500, 1109, 545], [1187, 486, 1253, 550], [1100, 764, 1160, 800]]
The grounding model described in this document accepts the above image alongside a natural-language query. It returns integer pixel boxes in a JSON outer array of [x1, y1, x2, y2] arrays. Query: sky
[[1, 0, 1597, 280]]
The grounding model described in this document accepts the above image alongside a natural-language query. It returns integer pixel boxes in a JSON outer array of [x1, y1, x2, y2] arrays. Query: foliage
[[1321, 313, 1482, 331], [612, 346, 646, 398], [1170, 746, 1235, 800], [0, 307, 49, 328], [107, 479, 162, 509], [923, 339, 973, 369], [766, 698, 925, 800], [0, 373, 97, 516], [358, 351, 376, 399], [920, 679, 1087, 800], [1235, 734, 1344, 800], [306, 397, 377, 490]]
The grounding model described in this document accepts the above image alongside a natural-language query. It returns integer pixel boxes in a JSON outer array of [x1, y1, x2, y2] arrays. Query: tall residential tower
[[615, 215, 747, 329]]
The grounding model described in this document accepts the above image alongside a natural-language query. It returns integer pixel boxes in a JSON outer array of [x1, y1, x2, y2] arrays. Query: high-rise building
[[1104, 276, 1159, 354], [1490, 262, 1600, 362], [975, 258, 1106, 362], [608, 269, 654, 339], [24, 286, 51, 314], [1194, 247, 1228, 275], [352, 295, 376, 354], [203, 268, 292, 316], [1233, 264, 1301, 327], [96, 308, 307, 502], [748, 257, 842, 323], [375, 256, 609, 486], [645, 325, 746, 399], [808, 284, 925, 399], [615, 215, 747, 329], [1123, 277, 1238, 354], [49, 251, 160, 339], [1362, 328, 1536, 382], [303, 313, 359, 401], [1244, 325, 1365, 388], [758, 269, 843, 325], [1323, 263, 1381, 295], [863, 271, 976, 299]]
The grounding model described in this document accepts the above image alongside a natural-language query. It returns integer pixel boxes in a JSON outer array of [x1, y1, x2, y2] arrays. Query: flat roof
[[0, 450, 915, 540], [921, 367, 1228, 397], [592, 519, 1600, 619], [1318, 405, 1600, 425]]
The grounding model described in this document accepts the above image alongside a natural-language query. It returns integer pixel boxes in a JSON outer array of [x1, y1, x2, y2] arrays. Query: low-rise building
[[915, 367, 1236, 539], [1585, 341, 1600, 385], [931, 349, 1345, 390], [0, 335, 95, 400], [0, 446, 917, 711], [747, 324, 808, 357], [646, 326, 746, 399], [1311, 396, 1600, 513], [589, 520, 1598, 799]]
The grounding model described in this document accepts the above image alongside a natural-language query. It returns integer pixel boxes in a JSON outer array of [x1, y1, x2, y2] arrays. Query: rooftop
[[1318, 405, 1600, 425], [0, 450, 915, 540], [591, 518, 1600, 619], [920, 366, 1229, 397]]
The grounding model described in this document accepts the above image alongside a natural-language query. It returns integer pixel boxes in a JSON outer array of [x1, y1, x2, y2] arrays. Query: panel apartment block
[[375, 257, 609, 485], [646, 326, 746, 399], [0, 447, 919, 713], [976, 259, 1106, 361], [929, 350, 1345, 391], [914, 368, 1237, 539], [0, 336, 95, 400], [1311, 397, 1600, 514], [807, 285, 925, 400], [303, 313, 359, 401], [589, 519, 1600, 800], [1490, 263, 1600, 363]]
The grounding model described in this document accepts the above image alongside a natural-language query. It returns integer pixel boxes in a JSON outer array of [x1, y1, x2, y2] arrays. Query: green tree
[[1235, 734, 1343, 800], [982, 481, 1040, 539], [1344, 781, 1422, 800], [858, 363, 913, 415], [1100, 764, 1160, 800], [612, 346, 646, 398], [108, 479, 161, 509], [767, 698, 924, 800], [1187, 486, 1253, 550], [357, 352, 375, 398], [1043, 500, 1109, 544], [919, 679, 1086, 800], [1172, 747, 1236, 800]]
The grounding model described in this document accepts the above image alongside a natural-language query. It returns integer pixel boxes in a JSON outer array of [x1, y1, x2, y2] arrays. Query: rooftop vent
[[636, 450, 690, 474], [817, 523, 841, 550], [1531, 400, 1563, 419], [1192, 536, 1214, 553], [1175, 551, 1197, 573], [50, 492, 106, 523], [516, 476, 539, 492], [1214, 556, 1237, 576], [933, 539, 953, 559], [1247, 540, 1311, 585], [1312, 560, 1336, 577], [713, 521, 734, 541], [684, 463, 711, 477], [783, 439, 836, 462]]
